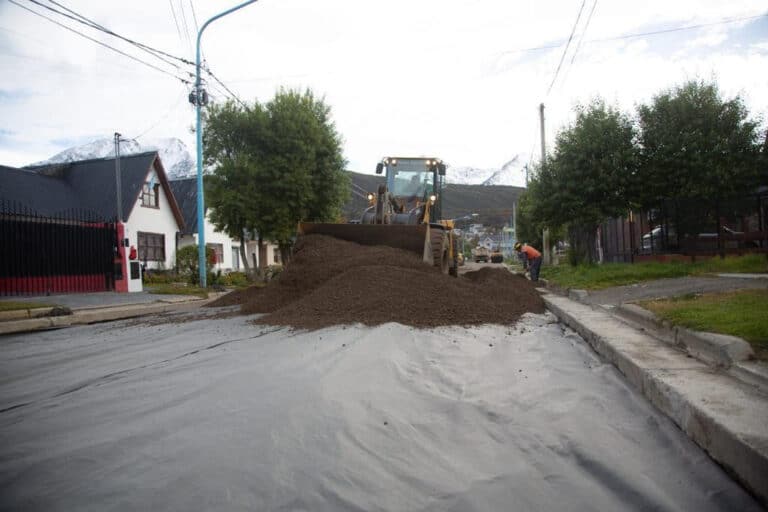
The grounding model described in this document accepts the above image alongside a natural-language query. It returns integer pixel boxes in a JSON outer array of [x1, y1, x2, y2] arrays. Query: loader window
[[393, 171, 434, 198]]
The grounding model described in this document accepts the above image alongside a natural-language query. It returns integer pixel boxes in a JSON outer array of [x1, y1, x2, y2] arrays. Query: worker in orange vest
[[514, 241, 542, 281]]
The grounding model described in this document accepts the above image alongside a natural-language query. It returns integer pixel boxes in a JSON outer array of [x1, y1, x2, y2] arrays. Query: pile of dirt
[[208, 234, 545, 329]]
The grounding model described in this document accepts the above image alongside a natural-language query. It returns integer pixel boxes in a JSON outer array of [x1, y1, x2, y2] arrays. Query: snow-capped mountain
[[448, 154, 527, 187], [32, 137, 195, 179]]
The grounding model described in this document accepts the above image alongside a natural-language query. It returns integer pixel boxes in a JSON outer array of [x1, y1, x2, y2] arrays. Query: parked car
[[641, 227, 677, 252]]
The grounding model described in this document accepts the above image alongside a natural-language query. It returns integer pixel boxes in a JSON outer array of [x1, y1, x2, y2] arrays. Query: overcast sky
[[1, 0, 766, 184]]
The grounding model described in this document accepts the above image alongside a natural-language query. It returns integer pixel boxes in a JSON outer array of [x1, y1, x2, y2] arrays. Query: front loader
[[299, 156, 459, 276]]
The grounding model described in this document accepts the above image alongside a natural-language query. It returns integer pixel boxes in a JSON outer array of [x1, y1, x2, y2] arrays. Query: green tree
[[637, 80, 763, 206], [530, 99, 637, 264], [204, 101, 267, 277], [204, 88, 349, 270], [515, 189, 544, 250]]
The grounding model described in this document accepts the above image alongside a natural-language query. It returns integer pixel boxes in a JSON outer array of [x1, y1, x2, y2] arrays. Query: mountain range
[[32, 137, 196, 179], [31, 138, 527, 186]]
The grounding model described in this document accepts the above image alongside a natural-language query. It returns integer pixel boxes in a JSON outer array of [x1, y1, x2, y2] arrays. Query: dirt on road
[[209, 234, 544, 329]]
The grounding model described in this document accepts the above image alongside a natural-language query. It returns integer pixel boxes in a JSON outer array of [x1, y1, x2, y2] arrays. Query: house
[[169, 177, 279, 272], [1, 152, 184, 293]]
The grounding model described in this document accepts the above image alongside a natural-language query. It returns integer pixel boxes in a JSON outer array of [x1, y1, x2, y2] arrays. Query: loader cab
[[376, 157, 447, 221]]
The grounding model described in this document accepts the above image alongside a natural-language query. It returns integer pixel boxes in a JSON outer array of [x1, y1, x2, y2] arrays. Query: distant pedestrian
[[514, 241, 542, 282]]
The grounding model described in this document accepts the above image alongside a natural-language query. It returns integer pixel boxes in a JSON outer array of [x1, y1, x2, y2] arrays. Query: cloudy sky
[[1, 0, 766, 184]]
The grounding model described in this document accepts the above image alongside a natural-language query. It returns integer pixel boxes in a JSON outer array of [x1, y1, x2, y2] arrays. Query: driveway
[[582, 276, 768, 306]]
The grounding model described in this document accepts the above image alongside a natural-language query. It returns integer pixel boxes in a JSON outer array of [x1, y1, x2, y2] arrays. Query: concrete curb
[[0, 298, 214, 336], [543, 294, 768, 507], [614, 303, 755, 367]]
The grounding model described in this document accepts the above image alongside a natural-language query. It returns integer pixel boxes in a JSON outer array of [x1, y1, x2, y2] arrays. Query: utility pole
[[539, 103, 546, 164], [193, 0, 258, 288], [539, 103, 551, 265], [114, 132, 123, 223]]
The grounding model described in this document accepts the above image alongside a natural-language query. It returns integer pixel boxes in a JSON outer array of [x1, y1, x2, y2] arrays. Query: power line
[[189, 0, 200, 34], [38, 0, 195, 67], [592, 13, 766, 43], [38, 0, 248, 107], [8, 0, 191, 83], [177, 0, 193, 55], [168, 0, 183, 41], [132, 91, 188, 140], [546, 0, 586, 96], [202, 66, 248, 108], [569, 0, 598, 68], [559, 0, 598, 89], [498, 12, 766, 59]]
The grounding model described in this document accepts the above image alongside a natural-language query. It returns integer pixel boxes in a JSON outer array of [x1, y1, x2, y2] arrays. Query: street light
[[194, 0, 258, 288]]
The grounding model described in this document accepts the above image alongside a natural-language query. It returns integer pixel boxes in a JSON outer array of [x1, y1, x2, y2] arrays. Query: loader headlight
[[429, 194, 437, 204], [367, 193, 374, 201]]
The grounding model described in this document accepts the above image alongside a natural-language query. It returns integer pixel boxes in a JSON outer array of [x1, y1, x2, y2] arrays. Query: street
[[0, 309, 761, 511]]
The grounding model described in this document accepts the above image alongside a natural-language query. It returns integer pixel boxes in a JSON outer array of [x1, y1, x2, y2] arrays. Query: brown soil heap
[[208, 234, 545, 329]]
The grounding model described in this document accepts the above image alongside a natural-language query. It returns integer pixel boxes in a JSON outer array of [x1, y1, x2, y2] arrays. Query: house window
[[273, 250, 280, 264], [232, 247, 240, 271], [138, 232, 165, 262], [207, 243, 224, 266], [141, 183, 160, 208]]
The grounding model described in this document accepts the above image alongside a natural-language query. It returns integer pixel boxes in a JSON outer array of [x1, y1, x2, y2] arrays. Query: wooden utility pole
[[540, 103, 551, 265]]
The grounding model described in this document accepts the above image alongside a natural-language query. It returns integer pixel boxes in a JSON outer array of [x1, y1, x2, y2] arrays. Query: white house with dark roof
[[1, 151, 184, 293], [169, 177, 279, 272]]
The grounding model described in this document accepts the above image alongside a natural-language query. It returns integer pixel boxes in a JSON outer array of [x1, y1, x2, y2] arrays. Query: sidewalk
[[537, 275, 768, 506], [0, 291, 222, 336]]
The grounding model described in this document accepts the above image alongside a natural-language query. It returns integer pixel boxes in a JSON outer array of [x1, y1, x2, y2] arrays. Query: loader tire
[[431, 230, 449, 275]]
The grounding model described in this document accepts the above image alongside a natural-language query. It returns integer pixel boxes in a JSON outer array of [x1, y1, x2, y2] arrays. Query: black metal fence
[[601, 194, 768, 262], [0, 201, 117, 296]]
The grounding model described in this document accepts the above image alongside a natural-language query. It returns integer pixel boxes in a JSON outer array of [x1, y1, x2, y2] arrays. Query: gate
[[0, 201, 117, 296]]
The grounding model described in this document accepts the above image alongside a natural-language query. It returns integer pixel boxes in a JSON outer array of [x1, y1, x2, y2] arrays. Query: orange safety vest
[[521, 245, 541, 260]]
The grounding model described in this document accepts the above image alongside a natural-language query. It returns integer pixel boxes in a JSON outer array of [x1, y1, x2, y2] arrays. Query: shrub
[[176, 245, 215, 285]]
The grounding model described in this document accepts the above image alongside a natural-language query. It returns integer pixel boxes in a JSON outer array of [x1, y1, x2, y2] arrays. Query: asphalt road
[[0, 309, 761, 511]]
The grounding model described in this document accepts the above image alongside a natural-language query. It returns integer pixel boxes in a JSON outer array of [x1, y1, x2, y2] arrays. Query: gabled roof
[[1, 152, 184, 229], [168, 177, 198, 235]]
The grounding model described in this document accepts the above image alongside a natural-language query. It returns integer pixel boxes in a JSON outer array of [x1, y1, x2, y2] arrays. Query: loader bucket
[[298, 222, 432, 262]]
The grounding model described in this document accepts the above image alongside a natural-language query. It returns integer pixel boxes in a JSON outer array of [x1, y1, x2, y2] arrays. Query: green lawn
[[640, 290, 768, 361], [0, 301, 55, 312], [541, 254, 767, 290], [145, 284, 209, 298]]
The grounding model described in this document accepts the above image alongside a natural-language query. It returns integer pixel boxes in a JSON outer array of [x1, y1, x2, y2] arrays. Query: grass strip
[[542, 254, 767, 290], [640, 289, 768, 361], [0, 301, 55, 312]]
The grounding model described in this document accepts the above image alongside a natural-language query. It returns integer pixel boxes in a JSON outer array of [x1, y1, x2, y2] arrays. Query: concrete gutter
[[0, 296, 222, 336], [542, 293, 768, 507]]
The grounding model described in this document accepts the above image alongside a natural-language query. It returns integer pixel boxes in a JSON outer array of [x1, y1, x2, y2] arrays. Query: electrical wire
[[568, 0, 598, 69], [177, 0, 193, 55], [546, 0, 586, 96], [8, 0, 191, 83], [557, 0, 598, 90], [36, 0, 246, 107], [39, 0, 195, 67], [498, 12, 766, 58], [202, 66, 248, 108], [168, 0, 183, 41], [132, 92, 188, 140]]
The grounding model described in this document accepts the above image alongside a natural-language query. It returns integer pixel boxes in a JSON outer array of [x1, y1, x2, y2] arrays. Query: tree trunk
[[258, 235, 267, 271], [279, 243, 291, 266], [238, 233, 251, 279]]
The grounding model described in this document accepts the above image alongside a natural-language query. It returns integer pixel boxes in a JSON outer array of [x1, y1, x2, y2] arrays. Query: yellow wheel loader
[[299, 157, 459, 276]]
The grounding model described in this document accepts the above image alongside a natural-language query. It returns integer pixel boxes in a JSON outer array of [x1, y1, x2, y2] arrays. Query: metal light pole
[[194, 0, 258, 288]]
